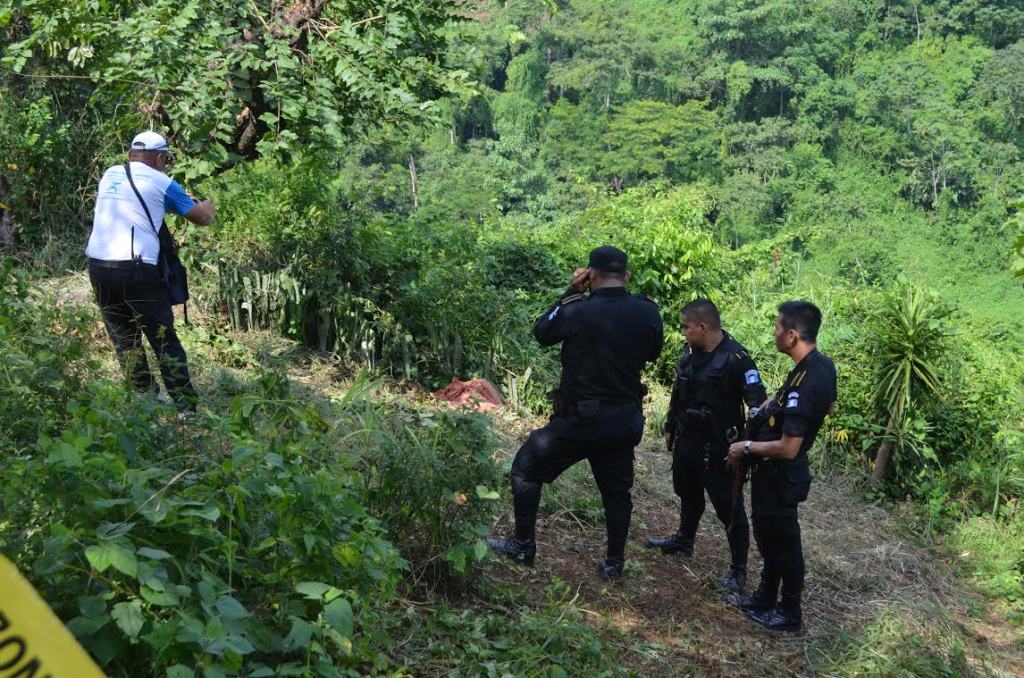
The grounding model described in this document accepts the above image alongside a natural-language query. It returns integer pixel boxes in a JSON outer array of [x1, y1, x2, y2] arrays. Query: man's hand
[[570, 267, 591, 293], [185, 200, 216, 226], [726, 440, 748, 470]]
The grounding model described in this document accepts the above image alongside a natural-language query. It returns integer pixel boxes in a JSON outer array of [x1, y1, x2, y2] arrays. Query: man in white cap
[[85, 131, 215, 412]]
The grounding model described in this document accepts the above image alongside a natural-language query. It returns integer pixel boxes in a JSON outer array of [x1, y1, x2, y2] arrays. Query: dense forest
[[2, 1, 1024, 675]]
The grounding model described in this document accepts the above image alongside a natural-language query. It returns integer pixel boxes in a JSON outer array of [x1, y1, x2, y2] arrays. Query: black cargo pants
[[89, 262, 197, 410], [673, 437, 749, 569], [749, 459, 811, 614], [509, 402, 644, 560]]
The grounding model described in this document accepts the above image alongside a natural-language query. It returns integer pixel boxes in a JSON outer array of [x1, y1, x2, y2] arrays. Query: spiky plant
[[868, 282, 953, 488]]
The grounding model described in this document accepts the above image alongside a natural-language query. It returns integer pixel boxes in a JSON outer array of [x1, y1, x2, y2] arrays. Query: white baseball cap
[[130, 131, 171, 153]]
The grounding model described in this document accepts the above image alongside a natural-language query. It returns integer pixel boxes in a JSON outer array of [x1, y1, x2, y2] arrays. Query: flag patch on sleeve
[[744, 369, 761, 384], [786, 391, 799, 408]]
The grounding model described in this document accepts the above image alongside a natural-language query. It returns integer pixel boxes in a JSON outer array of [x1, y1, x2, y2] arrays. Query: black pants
[[750, 461, 810, 614], [89, 263, 197, 410], [509, 403, 644, 561], [673, 439, 749, 569]]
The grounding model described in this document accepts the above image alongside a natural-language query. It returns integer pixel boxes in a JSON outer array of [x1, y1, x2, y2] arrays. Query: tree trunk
[[869, 413, 897, 487], [408, 156, 419, 209], [547, 48, 555, 103]]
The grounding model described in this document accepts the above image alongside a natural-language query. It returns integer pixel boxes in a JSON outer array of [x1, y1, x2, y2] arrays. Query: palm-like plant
[[868, 283, 953, 487]]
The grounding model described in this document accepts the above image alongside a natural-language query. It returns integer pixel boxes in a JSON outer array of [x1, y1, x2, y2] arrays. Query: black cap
[[588, 245, 628, 274]]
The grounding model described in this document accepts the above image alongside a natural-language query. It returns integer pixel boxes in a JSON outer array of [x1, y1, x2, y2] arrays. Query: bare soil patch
[[486, 436, 1024, 676]]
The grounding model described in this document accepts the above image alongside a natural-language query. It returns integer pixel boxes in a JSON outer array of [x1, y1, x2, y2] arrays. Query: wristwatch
[[742, 441, 753, 458]]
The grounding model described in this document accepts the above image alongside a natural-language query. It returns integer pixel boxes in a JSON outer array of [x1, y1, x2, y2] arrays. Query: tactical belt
[[557, 398, 637, 418], [89, 258, 156, 270]]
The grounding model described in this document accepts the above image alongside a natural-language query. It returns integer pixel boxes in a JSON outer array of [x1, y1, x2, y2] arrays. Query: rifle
[[727, 406, 767, 535]]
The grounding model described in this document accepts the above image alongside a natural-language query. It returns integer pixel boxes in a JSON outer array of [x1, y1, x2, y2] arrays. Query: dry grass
[[485, 429, 1024, 677]]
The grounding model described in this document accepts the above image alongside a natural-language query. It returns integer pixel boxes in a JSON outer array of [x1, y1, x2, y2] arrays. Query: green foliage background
[[2, 0, 1024, 674]]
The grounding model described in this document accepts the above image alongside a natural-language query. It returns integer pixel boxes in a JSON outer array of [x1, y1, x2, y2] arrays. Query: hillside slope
[[486, 433, 1024, 676], [13, 272, 1021, 676]]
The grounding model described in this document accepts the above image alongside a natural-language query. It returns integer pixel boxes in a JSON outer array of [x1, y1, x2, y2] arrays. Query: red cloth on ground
[[432, 378, 503, 412]]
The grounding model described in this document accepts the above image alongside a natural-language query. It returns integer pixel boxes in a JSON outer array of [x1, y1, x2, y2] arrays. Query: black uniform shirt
[[667, 332, 767, 438], [534, 286, 664, 404], [773, 349, 837, 455]]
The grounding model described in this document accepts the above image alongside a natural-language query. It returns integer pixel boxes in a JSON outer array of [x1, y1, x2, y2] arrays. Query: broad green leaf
[[166, 667, 195, 678], [181, 506, 221, 521], [85, 543, 137, 577], [323, 598, 353, 638], [295, 581, 331, 600], [140, 585, 180, 607], [444, 547, 468, 574], [138, 547, 173, 560], [97, 522, 135, 540], [214, 595, 249, 620], [197, 580, 216, 604], [67, 615, 110, 638], [46, 441, 82, 467], [112, 600, 144, 640], [78, 595, 107, 618], [231, 445, 257, 463], [475, 485, 500, 500], [207, 635, 255, 656], [282, 617, 315, 651]]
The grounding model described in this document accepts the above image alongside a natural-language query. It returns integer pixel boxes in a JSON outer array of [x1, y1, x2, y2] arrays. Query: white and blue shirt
[[86, 162, 195, 264]]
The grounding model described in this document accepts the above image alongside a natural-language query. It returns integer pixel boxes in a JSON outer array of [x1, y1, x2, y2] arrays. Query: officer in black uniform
[[646, 299, 767, 591], [726, 300, 836, 631], [488, 246, 664, 579]]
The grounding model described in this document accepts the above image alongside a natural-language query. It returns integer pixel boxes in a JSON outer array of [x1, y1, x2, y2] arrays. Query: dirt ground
[[486, 437, 1024, 677]]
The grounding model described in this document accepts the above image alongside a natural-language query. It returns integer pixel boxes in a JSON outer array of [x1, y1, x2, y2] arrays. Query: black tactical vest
[[673, 346, 743, 443]]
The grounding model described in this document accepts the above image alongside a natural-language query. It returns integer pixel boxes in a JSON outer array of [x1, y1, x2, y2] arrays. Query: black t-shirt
[[769, 349, 837, 455], [534, 286, 664, 403]]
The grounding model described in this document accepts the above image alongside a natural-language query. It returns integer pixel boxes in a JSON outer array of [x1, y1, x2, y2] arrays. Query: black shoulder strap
[[709, 344, 731, 372], [123, 163, 160, 237]]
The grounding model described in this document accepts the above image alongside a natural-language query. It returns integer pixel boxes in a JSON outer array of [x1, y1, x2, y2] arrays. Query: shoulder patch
[[744, 369, 761, 385], [786, 391, 800, 409]]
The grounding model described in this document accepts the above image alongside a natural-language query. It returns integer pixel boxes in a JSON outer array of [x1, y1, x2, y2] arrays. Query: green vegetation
[[823, 608, 973, 677], [0, 262, 623, 676], [2, 0, 1024, 674]]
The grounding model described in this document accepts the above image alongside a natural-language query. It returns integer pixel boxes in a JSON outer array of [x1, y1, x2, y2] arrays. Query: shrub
[[0, 264, 507, 674], [948, 513, 1024, 620]]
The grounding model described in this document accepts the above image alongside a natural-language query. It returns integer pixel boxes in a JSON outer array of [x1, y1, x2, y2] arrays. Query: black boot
[[721, 567, 747, 592], [645, 531, 694, 556], [487, 537, 536, 566], [744, 605, 801, 632], [726, 585, 775, 611], [596, 557, 625, 580]]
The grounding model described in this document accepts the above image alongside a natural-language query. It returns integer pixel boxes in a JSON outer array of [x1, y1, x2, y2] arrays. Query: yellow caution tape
[[0, 555, 106, 677]]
